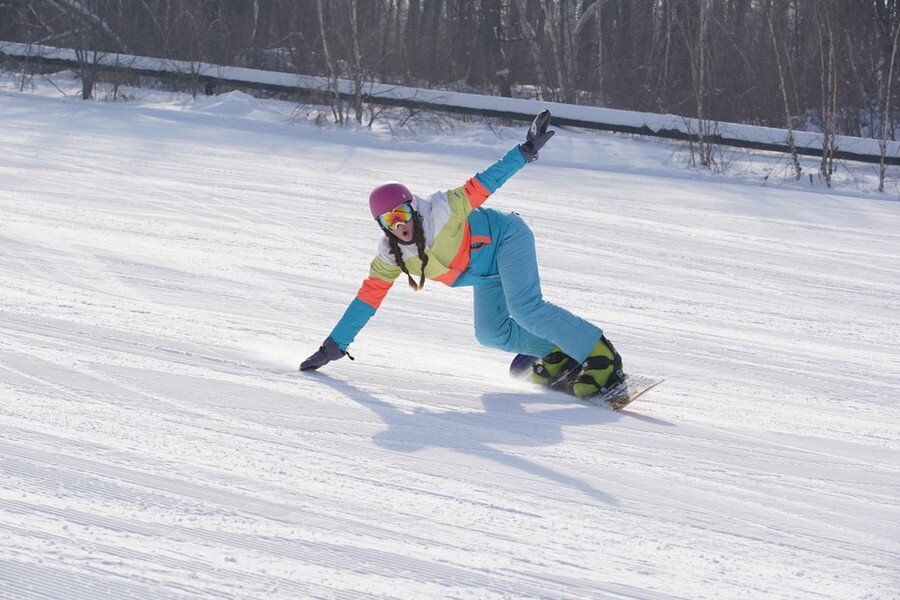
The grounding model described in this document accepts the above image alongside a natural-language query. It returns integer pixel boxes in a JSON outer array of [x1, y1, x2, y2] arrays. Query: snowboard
[[510, 353, 664, 411]]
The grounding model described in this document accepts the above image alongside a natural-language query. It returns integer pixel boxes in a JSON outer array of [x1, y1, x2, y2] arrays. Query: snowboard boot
[[531, 346, 580, 387], [572, 336, 625, 398]]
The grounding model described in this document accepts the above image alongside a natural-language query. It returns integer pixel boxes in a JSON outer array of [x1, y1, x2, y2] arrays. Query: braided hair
[[386, 212, 429, 291]]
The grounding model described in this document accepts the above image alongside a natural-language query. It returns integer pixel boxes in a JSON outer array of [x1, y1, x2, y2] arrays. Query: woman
[[300, 110, 623, 398]]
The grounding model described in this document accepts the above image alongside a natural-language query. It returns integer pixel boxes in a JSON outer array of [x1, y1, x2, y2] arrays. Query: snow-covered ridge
[[3, 39, 899, 164]]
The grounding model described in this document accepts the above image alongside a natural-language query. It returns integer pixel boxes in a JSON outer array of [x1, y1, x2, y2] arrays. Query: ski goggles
[[376, 202, 415, 230]]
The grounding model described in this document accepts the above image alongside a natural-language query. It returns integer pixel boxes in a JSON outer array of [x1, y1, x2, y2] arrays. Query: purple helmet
[[369, 182, 414, 219]]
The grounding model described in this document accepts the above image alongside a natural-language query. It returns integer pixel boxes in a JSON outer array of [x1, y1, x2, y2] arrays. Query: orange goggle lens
[[377, 202, 414, 230]]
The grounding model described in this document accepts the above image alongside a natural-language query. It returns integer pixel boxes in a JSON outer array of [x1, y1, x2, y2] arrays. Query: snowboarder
[[300, 110, 624, 398]]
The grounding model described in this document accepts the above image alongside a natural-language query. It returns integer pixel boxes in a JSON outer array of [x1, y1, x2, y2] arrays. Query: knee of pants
[[474, 319, 516, 352], [507, 295, 547, 329]]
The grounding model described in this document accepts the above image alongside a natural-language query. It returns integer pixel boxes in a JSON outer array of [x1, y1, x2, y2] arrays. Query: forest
[[1, 0, 899, 142]]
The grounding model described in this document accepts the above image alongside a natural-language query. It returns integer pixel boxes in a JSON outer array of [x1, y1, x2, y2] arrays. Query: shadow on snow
[[309, 372, 673, 505]]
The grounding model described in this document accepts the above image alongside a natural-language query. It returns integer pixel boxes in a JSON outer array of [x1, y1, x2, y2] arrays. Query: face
[[391, 218, 415, 243]]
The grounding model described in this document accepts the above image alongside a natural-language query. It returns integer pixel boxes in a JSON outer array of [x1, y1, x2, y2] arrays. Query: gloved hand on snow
[[300, 336, 349, 371], [519, 109, 555, 163]]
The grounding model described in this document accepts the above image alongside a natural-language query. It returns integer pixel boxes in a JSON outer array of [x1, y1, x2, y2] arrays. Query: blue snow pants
[[467, 212, 602, 363]]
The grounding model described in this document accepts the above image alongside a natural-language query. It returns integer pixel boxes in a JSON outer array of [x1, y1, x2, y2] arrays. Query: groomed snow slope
[[1, 87, 898, 600]]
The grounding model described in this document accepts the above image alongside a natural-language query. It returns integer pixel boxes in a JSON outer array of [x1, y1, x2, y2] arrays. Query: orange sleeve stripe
[[463, 177, 491, 208], [357, 277, 393, 309]]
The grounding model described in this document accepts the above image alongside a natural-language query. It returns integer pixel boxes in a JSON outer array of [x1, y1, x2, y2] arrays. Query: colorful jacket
[[329, 146, 528, 350]]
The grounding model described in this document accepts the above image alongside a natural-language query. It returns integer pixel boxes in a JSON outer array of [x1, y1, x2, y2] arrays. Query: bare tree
[[72, 45, 100, 99], [169, 3, 215, 98], [655, 0, 676, 111], [46, 0, 127, 51], [880, 15, 900, 192], [349, 0, 364, 123], [573, 0, 607, 103], [33, 0, 125, 100], [513, 0, 547, 99], [813, 1, 839, 185], [679, 0, 713, 167], [543, 0, 576, 103], [481, 0, 512, 96], [403, 0, 421, 81], [764, 0, 802, 179], [316, 0, 345, 123]]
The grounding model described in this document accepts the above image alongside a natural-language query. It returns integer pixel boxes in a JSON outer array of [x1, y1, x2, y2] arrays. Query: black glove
[[519, 109, 555, 163], [300, 336, 348, 371]]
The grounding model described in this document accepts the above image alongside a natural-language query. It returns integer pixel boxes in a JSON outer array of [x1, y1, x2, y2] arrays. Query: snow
[[1, 76, 899, 600]]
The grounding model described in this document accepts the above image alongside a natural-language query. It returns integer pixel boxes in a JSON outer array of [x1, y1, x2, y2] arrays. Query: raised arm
[[461, 109, 556, 209]]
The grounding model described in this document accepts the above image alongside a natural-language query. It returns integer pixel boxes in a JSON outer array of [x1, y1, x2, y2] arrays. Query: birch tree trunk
[[50, 0, 127, 52], [684, 0, 712, 167], [660, 0, 674, 104], [815, 3, 838, 185], [350, 0, 364, 124], [74, 46, 100, 100], [698, 0, 709, 167], [249, 0, 259, 46], [481, 0, 511, 97], [574, 0, 607, 104], [544, 2, 566, 102], [513, 0, 547, 99], [316, 0, 344, 123], [879, 18, 900, 192], [403, 0, 421, 80], [764, 0, 802, 179], [557, 0, 577, 104]]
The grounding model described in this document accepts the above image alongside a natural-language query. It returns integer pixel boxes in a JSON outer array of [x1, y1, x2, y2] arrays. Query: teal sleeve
[[329, 298, 376, 350], [475, 146, 527, 193]]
